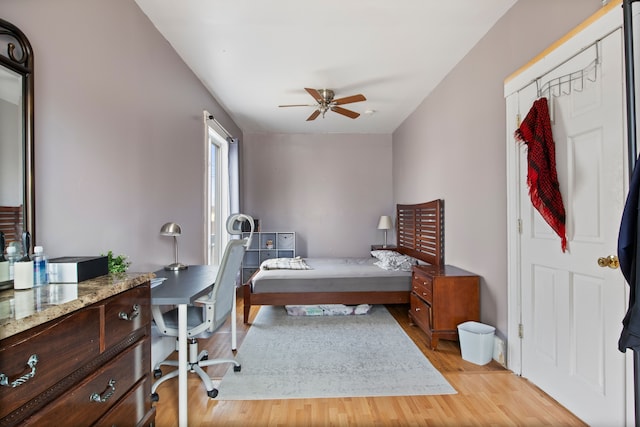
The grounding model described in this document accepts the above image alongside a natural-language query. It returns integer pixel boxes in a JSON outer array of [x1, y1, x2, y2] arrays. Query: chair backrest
[[201, 213, 254, 331]]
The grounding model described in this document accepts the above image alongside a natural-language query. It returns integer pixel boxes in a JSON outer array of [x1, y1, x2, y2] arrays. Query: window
[[204, 111, 240, 265], [204, 114, 230, 265]]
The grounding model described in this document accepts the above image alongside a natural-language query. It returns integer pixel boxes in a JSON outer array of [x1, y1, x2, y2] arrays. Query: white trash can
[[457, 321, 495, 365]]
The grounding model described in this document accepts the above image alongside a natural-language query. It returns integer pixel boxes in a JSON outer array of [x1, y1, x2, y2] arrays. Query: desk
[[151, 265, 220, 427]]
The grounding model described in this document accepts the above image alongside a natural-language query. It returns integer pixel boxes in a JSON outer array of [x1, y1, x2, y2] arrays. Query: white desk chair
[[150, 213, 254, 400]]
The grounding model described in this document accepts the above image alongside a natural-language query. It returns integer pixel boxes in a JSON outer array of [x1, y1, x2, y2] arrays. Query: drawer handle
[[0, 354, 39, 388], [415, 307, 421, 312], [90, 379, 117, 403], [119, 304, 140, 321]]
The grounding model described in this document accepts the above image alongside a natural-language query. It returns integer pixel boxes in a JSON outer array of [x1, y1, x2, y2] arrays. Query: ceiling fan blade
[[331, 106, 360, 119], [306, 110, 321, 121], [333, 94, 366, 105], [279, 104, 314, 107], [305, 88, 323, 102]]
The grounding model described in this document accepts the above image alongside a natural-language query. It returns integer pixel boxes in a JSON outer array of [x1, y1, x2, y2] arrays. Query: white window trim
[[203, 111, 230, 266]]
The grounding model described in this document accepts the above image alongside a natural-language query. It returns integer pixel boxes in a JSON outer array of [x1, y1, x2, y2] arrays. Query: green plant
[[102, 250, 131, 273]]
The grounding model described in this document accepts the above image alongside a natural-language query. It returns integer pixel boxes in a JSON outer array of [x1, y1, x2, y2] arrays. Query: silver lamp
[[160, 222, 188, 271], [377, 215, 393, 248]]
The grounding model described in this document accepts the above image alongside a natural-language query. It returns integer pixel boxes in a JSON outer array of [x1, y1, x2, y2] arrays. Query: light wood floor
[[152, 295, 586, 426]]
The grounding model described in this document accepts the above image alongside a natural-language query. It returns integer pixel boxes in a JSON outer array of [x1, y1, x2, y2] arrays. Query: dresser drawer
[[409, 292, 431, 333], [104, 285, 150, 350], [412, 271, 432, 303], [0, 306, 101, 420], [22, 339, 149, 427], [94, 376, 152, 427]]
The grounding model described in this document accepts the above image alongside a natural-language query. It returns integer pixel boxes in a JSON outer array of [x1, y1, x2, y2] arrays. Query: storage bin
[[457, 321, 495, 365]]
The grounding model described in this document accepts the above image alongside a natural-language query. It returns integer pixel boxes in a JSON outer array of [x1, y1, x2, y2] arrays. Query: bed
[[242, 199, 444, 323]]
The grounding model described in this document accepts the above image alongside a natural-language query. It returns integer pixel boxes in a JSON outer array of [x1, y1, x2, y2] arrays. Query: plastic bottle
[[32, 246, 48, 286], [6, 246, 18, 280]]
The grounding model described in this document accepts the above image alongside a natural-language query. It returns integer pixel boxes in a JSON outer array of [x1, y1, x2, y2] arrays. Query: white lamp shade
[[377, 216, 393, 230]]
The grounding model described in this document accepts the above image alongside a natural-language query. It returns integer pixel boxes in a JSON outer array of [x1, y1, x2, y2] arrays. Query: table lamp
[[377, 215, 393, 248], [160, 222, 188, 271]]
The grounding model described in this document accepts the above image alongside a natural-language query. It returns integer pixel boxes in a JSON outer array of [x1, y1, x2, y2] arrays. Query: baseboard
[[493, 336, 506, 367]]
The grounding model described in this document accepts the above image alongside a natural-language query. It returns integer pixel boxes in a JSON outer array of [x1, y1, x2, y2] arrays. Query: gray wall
[[393, 0, 603, 337], [2, 0, 241, 272], [242, 132, 393, 257]]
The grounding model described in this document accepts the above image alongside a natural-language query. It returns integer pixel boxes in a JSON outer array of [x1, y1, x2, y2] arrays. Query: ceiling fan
[[279, 88, 367, 121]]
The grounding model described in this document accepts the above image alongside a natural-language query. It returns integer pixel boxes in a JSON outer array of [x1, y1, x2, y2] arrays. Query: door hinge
[[518, 323, 524, 339], [516, 113, 521, 128], [517, 219, 522, 234]]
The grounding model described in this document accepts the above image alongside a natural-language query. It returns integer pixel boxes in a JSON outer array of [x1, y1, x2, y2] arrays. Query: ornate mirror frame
[[0, 18, 34, 246]]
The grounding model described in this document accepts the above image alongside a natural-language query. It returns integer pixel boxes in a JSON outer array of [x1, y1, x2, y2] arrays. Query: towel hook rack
[[536, 41, 600, 99]]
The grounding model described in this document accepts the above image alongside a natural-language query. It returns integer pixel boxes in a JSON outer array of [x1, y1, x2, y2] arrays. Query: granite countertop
[[0, 272, 155, 340]]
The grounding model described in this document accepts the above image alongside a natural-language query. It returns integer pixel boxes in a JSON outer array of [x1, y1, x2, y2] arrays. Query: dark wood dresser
[[0, 278, 155, 427], [408, 264, 480, 350]]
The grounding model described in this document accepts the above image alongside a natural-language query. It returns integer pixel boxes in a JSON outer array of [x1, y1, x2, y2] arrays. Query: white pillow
[[370, 250, 416, 272]]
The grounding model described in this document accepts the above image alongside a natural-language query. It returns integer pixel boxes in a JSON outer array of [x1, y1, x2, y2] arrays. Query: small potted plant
[[102, 250, 131, 273]]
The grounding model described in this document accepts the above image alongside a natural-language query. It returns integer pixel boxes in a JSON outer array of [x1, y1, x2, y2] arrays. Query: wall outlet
[[493, 336, 506, 366]]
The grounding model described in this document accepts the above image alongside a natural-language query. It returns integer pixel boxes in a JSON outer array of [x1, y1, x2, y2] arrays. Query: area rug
[[216, 305, 456, 400]]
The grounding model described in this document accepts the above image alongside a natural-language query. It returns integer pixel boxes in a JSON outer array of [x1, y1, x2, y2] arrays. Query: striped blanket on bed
[[260, 256, 311, 270]]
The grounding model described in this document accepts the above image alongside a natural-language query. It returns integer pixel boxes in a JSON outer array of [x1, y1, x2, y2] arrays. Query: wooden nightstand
[[371, 245, 397, 251], [408, 264, 480, 350]]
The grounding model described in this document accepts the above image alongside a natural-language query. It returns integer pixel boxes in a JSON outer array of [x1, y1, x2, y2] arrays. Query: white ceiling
[[135, 0, 517, 135]]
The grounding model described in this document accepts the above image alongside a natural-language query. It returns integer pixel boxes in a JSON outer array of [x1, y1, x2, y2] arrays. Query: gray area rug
[[216, 305, 456, 400]]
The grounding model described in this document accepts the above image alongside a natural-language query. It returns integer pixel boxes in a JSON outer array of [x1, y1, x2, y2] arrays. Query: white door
[[517, 29, 627, 426]]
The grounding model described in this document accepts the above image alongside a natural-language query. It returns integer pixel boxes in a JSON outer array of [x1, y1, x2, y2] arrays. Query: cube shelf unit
[[241, 231, 296, 284]]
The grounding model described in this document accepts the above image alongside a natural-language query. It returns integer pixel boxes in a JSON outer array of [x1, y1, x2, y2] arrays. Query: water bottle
[[6, 246, 18, 280], [32, 246, 48, 286]]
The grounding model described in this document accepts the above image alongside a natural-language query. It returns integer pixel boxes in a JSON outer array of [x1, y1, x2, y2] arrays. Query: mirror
[[0, 19, 34, 252]]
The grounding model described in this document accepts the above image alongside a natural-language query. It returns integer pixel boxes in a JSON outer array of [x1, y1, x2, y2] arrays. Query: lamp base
[[164, 263, 188, 271]]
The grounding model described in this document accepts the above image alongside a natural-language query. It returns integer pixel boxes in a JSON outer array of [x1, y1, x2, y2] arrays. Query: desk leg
[[231, 294, 237, 350], [178, 303, 187, 427]]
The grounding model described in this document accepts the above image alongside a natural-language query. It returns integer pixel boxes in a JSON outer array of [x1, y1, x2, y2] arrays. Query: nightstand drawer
[[412, 271, 433, 303], [410, 292, 431, 333]]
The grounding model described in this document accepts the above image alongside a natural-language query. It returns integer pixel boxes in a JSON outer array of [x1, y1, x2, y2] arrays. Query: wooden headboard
[[396, 199, 444, 266], [0, 206, 23, 250]]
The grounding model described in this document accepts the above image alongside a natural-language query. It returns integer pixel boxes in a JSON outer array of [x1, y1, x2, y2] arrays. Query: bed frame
[[242, 199, 444, 323]]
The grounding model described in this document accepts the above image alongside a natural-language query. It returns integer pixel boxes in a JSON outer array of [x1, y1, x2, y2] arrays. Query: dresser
[[408, 264, 480, 350], [0, 274, 155, 427]]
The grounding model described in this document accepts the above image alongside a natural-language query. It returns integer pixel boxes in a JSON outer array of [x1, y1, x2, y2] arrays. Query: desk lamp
[[377, 215, 393, 248], [160, 222, 188, 271]]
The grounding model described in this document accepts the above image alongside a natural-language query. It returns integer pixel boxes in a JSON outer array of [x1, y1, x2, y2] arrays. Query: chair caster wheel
[[153, 369, 162, 378], [234, 365, 241, 372], [151, 392, 159, 402], [207, 388, 219, 399], [202, 355, 209, 361]]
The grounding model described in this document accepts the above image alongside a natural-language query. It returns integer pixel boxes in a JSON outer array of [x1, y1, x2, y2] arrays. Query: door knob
[[597, 255, 619, 269]]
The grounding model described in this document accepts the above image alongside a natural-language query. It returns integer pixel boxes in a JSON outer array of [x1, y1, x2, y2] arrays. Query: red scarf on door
[[515, 97, 567, 252]]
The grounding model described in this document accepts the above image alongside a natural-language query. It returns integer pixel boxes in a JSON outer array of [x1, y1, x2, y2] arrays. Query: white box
[[457, 321, 495, 365], [277, 233, 294, 249]]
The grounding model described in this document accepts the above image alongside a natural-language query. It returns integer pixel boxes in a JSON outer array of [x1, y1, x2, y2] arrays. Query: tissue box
[[48, 256, 108, 283]]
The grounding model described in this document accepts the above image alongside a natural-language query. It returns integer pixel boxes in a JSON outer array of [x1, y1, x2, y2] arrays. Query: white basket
[[457, 321, 495, 365]]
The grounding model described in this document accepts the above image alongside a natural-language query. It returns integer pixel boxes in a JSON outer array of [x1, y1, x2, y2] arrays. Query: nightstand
[[371, 245, 397, 251], [408, 264, 480, 350]]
